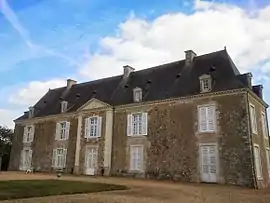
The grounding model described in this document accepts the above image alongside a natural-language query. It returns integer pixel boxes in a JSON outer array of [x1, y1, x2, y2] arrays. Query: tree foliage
[[0, 126, 14, 156]]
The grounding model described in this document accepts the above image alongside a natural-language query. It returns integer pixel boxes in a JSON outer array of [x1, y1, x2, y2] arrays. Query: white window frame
[[198, 104, 216, 133], [130, 145, 144, 171], [250, 103, 257, 134], [253, 144, 263, 180], [127, 112, 148, 136], [261, 111, 268, 138], [266, 148, 270, 177], [20, 147, 33, 170], [133, 87, 142, 102], [55, 121, 70, 140], [199, 74, 212, 93], [23, 125, 34, 143], [52, 148, 67, 169], [61, 101, 68, 113], [84, 116, 102, 138]]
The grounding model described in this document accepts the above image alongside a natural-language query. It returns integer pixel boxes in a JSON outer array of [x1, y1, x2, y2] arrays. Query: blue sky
[[0, 0, 270, 127]]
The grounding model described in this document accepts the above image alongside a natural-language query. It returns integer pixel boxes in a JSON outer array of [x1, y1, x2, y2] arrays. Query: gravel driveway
[[0, 172, 270, 203]]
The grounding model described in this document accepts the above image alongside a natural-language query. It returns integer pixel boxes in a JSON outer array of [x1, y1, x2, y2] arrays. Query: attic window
[[133, 87, 142, 102], [61, 101, 68, 113], [199, 74, 212, 93], [28, 107, 34, 118]]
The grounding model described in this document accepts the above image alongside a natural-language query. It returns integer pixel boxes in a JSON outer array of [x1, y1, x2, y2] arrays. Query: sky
[[0, 0, 270, 128]]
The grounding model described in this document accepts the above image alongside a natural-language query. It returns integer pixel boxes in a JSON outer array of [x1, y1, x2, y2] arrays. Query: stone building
[[9, 49, 270, 188]]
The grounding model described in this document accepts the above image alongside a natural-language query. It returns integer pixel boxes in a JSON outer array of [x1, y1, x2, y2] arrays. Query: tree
[[0, 126, 14, 170]]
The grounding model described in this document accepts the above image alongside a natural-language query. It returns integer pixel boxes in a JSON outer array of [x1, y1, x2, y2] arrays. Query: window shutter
[[52, 149, 56, 167], [55, 123, 60, 140], [142, 113, 148, 135], [20, 150, 24, 170], [84, 118, 89, 138], [127, 114, 133, 136], [130, 147, 135, 170], [199, 107, 207, 132], [63, 149, 67, 168], [65, 122, 70, 140], [29, 149, 33, 168], [207, 106, 215, 131], [31, 126, 35, 142], [97, 117, 102, 137], [23, 127, 27, 143]]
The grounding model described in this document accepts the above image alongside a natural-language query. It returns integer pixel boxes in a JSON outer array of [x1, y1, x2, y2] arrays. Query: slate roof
[[16, 49, 258, 121]]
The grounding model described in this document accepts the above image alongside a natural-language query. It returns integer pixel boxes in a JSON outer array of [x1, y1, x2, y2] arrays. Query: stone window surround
[[249, 103, 258, 135], [197, 104, 216, 133]]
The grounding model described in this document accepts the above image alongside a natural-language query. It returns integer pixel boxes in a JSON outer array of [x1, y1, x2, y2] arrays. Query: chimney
[[123, 65, 135, 78], [245, 72, 253, 89], [252, 85, 263, 99], [185, 50, 197, 66], [28, 106, 34, 118], [67, 79, 77, 90]]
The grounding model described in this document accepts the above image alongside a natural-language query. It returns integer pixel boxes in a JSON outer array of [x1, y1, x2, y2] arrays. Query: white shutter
[[97, 117, 102, 137], [207, 106, 215, 131], [84, 118, 89, 138], [63, 149, 67, 168], [52, 149, 57, 167], [31, 125, 35, 142], [65, 122, 70, 140], [254, 146, 262, 178], [130, 147, 135, 170], [201, 146, 209, 174], [29, 149, 33, 168], [23, 127, 27, 143], [199, 107, 207, 132], [127, 114, 133, 136], [142, 113, 148, 135], [20, 150, 24, 170], [55, 123, 60, 140]]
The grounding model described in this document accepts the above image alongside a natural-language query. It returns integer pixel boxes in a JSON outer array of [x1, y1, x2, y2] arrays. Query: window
[[130, 145, 143, 171], [20, 148, 32, 170], [23, 125, 34, 143], [52, 148, 67, 168], [198, 105, 216, 133], [127, 113, 148, 136], [250, 104, 257, 134], [254, 145, 262, 179], [55, 121, 70, 140], [261, 112, 268, 138], [266, 148, 270, 176], [199, 74, 212, 93], [133, 88, 142, 102], [61, 101, 68, 113], [28, 107, 34, 118], [84, 116, 102, 138]]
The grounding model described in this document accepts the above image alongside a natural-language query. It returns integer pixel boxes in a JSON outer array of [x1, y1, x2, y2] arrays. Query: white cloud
[[9, 79, 66, 106], [0, 109, 20, 128], [80, 1, 270, 79]]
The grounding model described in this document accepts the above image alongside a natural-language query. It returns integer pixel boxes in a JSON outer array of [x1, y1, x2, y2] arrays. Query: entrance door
[[200, 144, 218, 183], [85, 147, 98, 175], [20, 148, 32, 171]]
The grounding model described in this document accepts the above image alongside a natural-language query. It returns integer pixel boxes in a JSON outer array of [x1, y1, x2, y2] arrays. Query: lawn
[[0, 179, 127, 200]]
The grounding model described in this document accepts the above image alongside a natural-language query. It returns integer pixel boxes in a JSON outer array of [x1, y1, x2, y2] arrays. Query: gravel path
[[0, 172, 270, 203]]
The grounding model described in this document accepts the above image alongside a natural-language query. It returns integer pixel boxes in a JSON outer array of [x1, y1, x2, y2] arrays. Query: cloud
[[80, 1, 270, 80], [0, 109, 20, 128], [9, 79, 66, 106], [0, 0, 81, 68]]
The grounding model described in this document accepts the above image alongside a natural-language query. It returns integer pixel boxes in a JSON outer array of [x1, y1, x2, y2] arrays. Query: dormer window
[[133, 87, 142, 102], [28, 107, 34, 118], [61, 101, 68, 113], [199, 74, 212, 93]]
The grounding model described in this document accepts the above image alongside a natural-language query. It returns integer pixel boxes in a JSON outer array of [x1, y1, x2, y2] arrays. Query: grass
[[0, 179, 128, 200]]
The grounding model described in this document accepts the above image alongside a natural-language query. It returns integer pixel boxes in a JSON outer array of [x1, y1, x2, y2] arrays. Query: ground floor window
[[254, 145, 262, 179], [20, 148, 32, 170], [130, 145, 143, 171], [52, 148, 67, 168]]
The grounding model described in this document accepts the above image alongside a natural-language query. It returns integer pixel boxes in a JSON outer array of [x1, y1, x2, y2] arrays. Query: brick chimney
[[123, 65, 135, 78], [185, 50, 197, 66], [67, 79, 77, 90]]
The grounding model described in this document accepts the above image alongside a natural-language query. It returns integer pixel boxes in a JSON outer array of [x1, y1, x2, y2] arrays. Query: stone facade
[[9, 90, 270, 188]]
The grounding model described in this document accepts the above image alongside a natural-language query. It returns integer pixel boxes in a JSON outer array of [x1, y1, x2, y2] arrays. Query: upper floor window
[[198, 104, 216, 133], [84, 116, 102, 138], [55, 121, 70, 140], [52, 148, 67, 168], [250, 104, 257, 134], [261, 112, 268, 138], [61, 101, 68, 113], [133, 87, 142, 102], [23, 125, 34, 143], [28, 107, 34, 118], [127, 113, 148, 136], [199, 74, 212, 93]]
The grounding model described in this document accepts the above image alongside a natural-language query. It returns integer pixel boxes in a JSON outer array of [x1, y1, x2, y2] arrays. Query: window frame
[[253, 144, 263, 180], [61, 101, 68, 113], [261, 111, 268, 138], [23, 125, 34, 143], [56, 121, 70, 141], [249, 103, 258, 134], [52, 148, 67, 168], [133, 87, 142, 102], [198, 104, 216, 133], [127, 112, 148, 136], [266, 148, 270, 177], [129, 145, 144, 171], [199, 74, 212, 93], [84, 116, 102, 138]]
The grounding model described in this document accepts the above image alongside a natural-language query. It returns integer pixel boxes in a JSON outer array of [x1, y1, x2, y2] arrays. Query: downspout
[[246, 92, 258, 189]]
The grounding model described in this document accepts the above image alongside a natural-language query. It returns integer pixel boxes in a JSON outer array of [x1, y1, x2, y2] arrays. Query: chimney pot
[[67, 79, 77, 89], [185, 50, 197, 66], [123, 65, 135, 78]]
